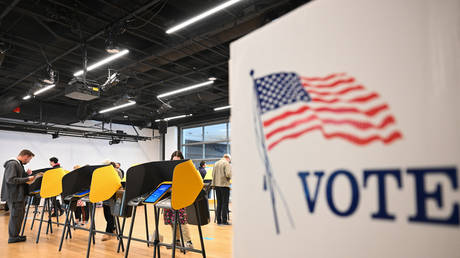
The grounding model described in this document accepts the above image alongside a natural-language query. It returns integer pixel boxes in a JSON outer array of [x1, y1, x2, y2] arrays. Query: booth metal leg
[[144, 205, 150, 247], [213, 189, 217, 223], [46, 198, 53, 234], [195, 203, 207, 258], [171, 210, 178, 258], [36, 198, 47, 244], [178, 223, 186, 254], [59, 204, 72, 251], [31, 201, 38, 230], [153, 207, 161, 258], [124, 206, 137, 258], [21, 196, 32, 236], [86, 204, 96, 258], [66, 209, 73, 239], [117, 217, 126, 253], [115, 216, 125, 253], [53, 198, 60, 227]]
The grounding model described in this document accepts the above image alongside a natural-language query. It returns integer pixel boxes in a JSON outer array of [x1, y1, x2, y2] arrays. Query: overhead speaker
[[158, 120, 168, 134]]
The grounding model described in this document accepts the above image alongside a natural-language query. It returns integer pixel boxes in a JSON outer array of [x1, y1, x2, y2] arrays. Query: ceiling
[[0, 0, 309, 129]]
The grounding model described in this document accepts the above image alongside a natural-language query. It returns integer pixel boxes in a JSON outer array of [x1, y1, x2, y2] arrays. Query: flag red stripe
[[265, 114, 396, 140], [267, 125, 402, 150], [263, 104, 389, 127], [311, 92, 380, 104], [301, 73, 345, 81], [306, 85, 365, 96], [302, 78, 355, 88]]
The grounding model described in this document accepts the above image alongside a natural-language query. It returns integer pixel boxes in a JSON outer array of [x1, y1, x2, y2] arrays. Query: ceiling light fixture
[[99, 100, 136, 114], [208, 77, 217, 81], [166, 0, 242, 34], [157, 80, 214, 98], [214, 105, 231, 111], [34, 84, 56, 96], [155, 114, 192, 122], [73, 49, 129, 77], [22, 95, 31, 100]]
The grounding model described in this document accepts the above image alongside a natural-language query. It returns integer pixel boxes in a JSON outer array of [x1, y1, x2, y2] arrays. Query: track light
[[105, 38, 120, 54], [99, 100, 136, 114], [23, 95, 31, 100], [166, 0, 243, 34], [214, 105, 231, 111], [74, 49, 129, 77], [34, 84, 55, 96], [155, 114, 192, 122], [43, 66, 56, 84], [157, 80, 214, 98]]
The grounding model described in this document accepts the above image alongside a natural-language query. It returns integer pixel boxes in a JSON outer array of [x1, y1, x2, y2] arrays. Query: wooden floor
[[0, 203, 232, 258]]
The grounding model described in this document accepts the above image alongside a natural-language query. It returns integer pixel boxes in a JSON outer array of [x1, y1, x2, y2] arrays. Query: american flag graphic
[[253, 72, 403, 151]]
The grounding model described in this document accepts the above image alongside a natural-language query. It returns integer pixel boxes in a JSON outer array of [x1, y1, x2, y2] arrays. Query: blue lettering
[[298, 171, 325, 212], [326, 170, 360, 216], [363, 169, 402, 220], [407, 167, 459, 225]]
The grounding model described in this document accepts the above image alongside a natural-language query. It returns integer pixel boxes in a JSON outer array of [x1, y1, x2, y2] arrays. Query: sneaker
[[186, 241, 193, 249], [8, 237, 26, 243], [222, 222, 232, 225]]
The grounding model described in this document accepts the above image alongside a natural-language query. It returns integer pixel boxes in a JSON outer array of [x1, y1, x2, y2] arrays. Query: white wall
[[0, 123, 160, 188], [164, 126, 179, 160]]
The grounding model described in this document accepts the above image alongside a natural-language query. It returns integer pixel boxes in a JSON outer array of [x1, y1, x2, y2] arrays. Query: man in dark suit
[[1, 149, 37, 243]]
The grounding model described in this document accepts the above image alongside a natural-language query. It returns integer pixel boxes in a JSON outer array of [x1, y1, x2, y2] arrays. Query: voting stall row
[[19, 160, 210, 258]]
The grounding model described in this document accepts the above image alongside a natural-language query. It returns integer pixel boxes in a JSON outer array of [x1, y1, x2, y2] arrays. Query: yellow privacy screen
[[40, 168, 66, 198], [171, 160, 203, 210], [89, 165, 122, 203]]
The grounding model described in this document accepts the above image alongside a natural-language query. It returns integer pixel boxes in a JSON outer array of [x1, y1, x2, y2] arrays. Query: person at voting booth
[[163, 150, 194, 249], [1, 149, 36, 243], [198, 161, 207, 179], [212, 154, 232, 225], [49, 157, 64, 217], [101, 161, 123, 241]]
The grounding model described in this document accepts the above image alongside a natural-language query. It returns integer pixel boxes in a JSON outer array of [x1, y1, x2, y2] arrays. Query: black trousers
[[103, 205, 115, 233], [7, 200, 25, 239], [215, 187, 230, 224], [75, 206, 89, 222]]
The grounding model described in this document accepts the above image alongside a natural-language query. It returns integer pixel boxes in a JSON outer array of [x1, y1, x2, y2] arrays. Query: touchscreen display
[[144, 184, 171, 203], [74, 190, 90, 197]]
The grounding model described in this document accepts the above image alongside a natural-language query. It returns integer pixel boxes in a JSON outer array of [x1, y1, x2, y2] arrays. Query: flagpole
[[251, 70, 280, 234]]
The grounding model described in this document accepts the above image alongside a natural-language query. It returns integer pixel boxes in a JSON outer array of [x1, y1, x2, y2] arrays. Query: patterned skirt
[[163, 208, 187, 225]]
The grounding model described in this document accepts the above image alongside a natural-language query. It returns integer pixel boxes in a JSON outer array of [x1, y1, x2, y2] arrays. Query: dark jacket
[[1, 159, 29, 202], [198, 167, 207, 179]]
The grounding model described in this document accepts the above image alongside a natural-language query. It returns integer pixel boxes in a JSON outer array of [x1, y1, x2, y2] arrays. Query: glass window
[[182, 127, 203, 144], [183, 145, 203, 160], [204, 123, 227, 142], [205, 142, 228, 159], [181, 122, 231, 162]]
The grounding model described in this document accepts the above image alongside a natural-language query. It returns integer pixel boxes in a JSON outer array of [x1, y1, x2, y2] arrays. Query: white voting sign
[[230, 0, 460, 257]]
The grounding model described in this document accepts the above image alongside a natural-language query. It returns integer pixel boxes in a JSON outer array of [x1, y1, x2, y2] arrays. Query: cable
[[128, 0, 168, 30]]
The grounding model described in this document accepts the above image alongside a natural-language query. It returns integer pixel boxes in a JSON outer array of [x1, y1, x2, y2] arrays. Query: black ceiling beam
[[0, 0, 163, 95], [99, 0, 229, 59], [0, 0, 20, 24], [45, 0, 214, 75]]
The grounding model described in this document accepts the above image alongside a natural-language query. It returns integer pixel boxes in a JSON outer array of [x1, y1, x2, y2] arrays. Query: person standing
[[212, 154, 232, 225], [101, 161, 123, 241], [49, 157, 63, 217], [163, 151, 193, 249], [198, 161, 207, 179], [1, 149, 37, 243]]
